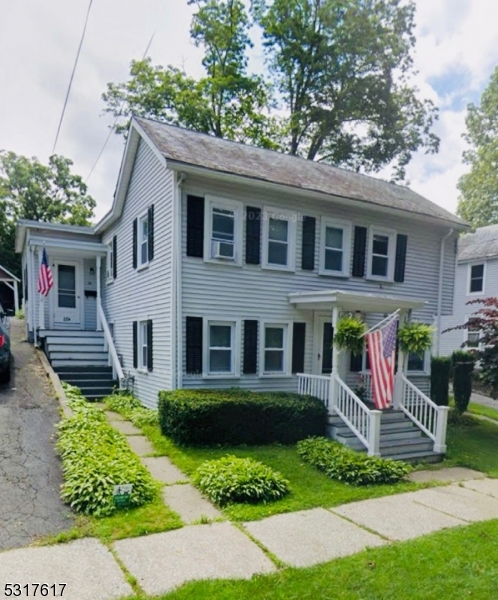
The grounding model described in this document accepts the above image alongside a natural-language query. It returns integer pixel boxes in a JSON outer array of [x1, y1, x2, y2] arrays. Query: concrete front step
[[382, 450, 444, 463], [332, 427, 423, 444], [54, 366, 113, 374], [40, 330, 104, 338], [47, 344, 106, 353], [45, 336, 105, 345], [50, 351, 108, 360], [52, 359, 109, 367]]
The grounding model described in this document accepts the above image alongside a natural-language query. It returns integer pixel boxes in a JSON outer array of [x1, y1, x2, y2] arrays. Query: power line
[[52, 0, 94, 155]]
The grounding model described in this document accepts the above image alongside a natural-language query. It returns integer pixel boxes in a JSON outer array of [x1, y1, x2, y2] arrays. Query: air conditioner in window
[[212, 241, 235, 260]]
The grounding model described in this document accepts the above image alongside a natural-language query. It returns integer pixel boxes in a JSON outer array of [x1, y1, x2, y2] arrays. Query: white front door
[[51, 261, 83, 329]]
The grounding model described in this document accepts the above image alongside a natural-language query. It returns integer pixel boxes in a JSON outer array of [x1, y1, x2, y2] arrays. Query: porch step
[[54, 365, 117, 401], [52, 359, 109, 367], [382, 450, 444, 464], [40, 330, 104, 338], [47, 344, 105, 353], [45, 336, 105, 345], [54, 366, 113, 374]]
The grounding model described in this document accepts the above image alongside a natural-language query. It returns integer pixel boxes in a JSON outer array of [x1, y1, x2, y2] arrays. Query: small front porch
[[290, 289, 449, 461]]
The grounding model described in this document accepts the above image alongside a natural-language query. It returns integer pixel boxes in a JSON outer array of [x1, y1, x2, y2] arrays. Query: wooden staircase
[[328, 409, 444, 463], [42, 330, 118, 400]]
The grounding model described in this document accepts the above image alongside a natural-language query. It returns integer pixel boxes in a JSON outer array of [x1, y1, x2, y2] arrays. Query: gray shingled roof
[[459, 224, 498, 261], [135, 117, 466, 228]]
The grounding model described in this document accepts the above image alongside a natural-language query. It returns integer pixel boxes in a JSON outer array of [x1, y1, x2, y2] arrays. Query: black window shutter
[[301, 216, 316, 270], [186, 195, 205, 258], [186, 316, 203, 374], [352, 226, 367, 277], [350, 352, 363, 372], [147, 319, 153, 371], [148, 204, 155, 262], [132, 218, 137, 269], [132, 321, 138, 369], [292, 322, 306, 374], [243, 320, 258, 374], [112, 235, 117, 279], [394, 234, 408, 283], [245, 206, 261, 264]]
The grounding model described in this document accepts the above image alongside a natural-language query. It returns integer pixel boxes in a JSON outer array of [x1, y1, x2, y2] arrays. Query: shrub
[[15, 308, 24, 319], [158, 389, 327, 446], [452, 350, 475, 414], [104, 393, 159, 427], [334, 315, 366, 356], [297, 437, 411, 486], [192, 455, 290, 506], [57, 396, 156, 516], [430, 356, 451, 406]]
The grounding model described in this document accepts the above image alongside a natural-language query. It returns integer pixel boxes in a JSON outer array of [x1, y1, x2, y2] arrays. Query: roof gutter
[[435, 228, 454, 356]]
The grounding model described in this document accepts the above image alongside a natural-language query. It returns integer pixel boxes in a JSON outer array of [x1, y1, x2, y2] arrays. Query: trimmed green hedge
[[158, 389, 327, 446], [431, 356, 451, 406]]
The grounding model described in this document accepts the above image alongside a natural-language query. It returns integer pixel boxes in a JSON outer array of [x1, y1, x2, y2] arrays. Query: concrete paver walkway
[[125, 435, 155, 456], [141, 456, 188, 484], [163, 484, 222, 523], [408, 466, 485, 483]]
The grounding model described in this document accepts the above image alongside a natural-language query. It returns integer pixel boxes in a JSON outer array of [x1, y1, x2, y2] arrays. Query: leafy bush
[[452, 350, 475, 414], [192, 455, 290, 506], [57, 396, 156, 516], [431, 356, 451, 406], [297, 437, 411, 486], [104, 393, 158, 427], [15, 308, 24, 319], [334, 315, 366, 356], [158, 389, 327, 446], [397, 322, 433, 356]]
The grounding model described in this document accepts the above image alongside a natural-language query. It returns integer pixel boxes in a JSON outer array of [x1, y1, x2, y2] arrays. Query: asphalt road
[[0, 319, 73, 550]]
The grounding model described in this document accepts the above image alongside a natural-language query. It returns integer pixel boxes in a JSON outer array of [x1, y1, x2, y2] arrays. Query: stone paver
[[333, 494, 464, 541], [244, 508, 386, 568], [113, 522, 275, 596], [409, 484, 498, 523], [408, 467, 486, 484], [125, 435, 155, 456], [162, 484, 222, 523], [0, 538, 132, 600], [0, 319, 73, 550], [105, 410, 125, 421], [141, 456, 188, 484], [463, 478, 498, 499], [111, 420, 142, 435]]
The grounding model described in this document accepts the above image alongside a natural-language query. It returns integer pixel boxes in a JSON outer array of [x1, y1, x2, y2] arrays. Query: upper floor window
[[319, 218, 351, 277], [262, 208, 296, 271], [138, 213, 149, 267], [367, 227, 396, 281], [468, 263, 484, 294], [204, 197, 243, 265]]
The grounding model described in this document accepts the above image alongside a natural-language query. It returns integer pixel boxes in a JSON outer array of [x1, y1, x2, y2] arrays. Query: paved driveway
[[0, 319, 72, 550]]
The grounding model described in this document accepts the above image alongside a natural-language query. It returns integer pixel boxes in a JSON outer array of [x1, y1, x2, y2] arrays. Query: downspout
[[435, 228, 454, 356], [172, 171, 186, 389]]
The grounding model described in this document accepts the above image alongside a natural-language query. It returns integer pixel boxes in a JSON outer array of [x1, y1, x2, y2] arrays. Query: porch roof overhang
[[288, 290, 427, 313], [28, 236, 107, 257]]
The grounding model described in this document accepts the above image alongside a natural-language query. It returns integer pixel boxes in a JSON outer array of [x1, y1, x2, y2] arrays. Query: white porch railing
[[97, 302, 124, 386], [297, 373, 330, 408], [397, 373, 449, 453]]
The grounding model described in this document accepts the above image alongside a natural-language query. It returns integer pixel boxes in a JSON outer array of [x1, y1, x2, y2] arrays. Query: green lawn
[[468, 401, 498, 422], [444, 416, 498, 477], [120, 519, 498, 600]]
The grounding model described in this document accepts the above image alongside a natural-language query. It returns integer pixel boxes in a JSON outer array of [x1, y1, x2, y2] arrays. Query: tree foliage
[[103, 0, 438, 179], [457, 66, 498, 228]]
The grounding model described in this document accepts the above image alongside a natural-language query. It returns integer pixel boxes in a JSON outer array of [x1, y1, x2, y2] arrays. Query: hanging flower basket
[[397, 322, 434, 357], [334, 315, 366, 356]]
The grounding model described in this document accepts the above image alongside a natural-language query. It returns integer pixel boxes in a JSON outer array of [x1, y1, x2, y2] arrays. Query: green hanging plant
[[334, 315, 366, 356], [397, 322, 434, 357]]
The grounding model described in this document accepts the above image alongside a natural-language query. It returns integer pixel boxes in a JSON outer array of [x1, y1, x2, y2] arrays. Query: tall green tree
[[457, 66, 498, 228], [253, 0, 438, 178], [103, 0, 279, 148], [0, 152, 96, 278]]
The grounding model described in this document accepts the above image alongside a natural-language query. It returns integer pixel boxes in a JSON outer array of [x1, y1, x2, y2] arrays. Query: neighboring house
[[0, 264, 20, 313], [440, 224, 498, 356], [16, 117, 468, 460]]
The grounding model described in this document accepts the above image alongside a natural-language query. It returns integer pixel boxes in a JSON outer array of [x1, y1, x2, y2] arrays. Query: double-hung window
[[107, 242, 114, 281], [204, 320, 240, 377], [138, 213, 149, 268], [407, 351, 427, 373], [367, 227, 396, 281], [260, 322, 291, 376], [320, 218, 351, 276], [468, 263, 485, 294], [204, 197, 243, 264], [262, 208, 296, 271], [466, 317, 482, 348]]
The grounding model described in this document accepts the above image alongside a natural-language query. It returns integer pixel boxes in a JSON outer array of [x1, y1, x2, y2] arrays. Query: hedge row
[[158, 389, 327, 446]]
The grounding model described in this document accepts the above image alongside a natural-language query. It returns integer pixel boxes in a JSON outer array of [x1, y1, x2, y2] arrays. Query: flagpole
[[360, 309, 400, 339]]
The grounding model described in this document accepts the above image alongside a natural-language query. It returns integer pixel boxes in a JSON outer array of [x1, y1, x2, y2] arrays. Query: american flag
[[366, 316, 398, 410], [37, 248, 54, 296]]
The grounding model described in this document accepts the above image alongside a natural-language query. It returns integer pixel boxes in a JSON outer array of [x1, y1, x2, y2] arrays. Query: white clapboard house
[[16, 117, 468, 461]]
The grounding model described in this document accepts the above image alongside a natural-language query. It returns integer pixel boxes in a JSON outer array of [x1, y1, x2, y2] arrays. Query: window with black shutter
[[301, 216, 316, 270], [243, 320, 258, 374], [186, 316, 203, 374], [352, 226, 367, 277], [148, 205, 155, 262], [186, 195, 205, 258], [292, 322, 306, 374], [132, 219, 137, 269], [245, 206, 261, 264], [394, 234, 408, 283]]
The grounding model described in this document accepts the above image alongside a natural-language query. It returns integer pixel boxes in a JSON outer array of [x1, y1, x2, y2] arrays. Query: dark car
[[0, 302, 11, 384]]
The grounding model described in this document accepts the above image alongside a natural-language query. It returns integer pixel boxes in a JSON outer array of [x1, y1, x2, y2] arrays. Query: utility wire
[[52, 0, 94, 155]]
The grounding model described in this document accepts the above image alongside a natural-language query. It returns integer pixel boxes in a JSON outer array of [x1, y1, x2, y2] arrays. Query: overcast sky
[[1, 0, 497, 222]]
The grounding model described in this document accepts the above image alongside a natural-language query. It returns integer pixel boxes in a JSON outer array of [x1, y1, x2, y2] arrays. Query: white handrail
[[297, 373, 330, 408], [97, 302, 124, 384]]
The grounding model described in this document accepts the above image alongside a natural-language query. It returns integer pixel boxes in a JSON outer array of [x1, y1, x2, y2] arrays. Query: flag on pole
[[37, 248, 54, 296], [366, 316, 398, 409]]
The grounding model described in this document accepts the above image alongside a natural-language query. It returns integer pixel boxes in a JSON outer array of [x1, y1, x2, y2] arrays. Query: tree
[[0, 152, 96, 278], [103, 0, 280, 148], [252, 0, 439, 179], [457, 66, 498, 228]]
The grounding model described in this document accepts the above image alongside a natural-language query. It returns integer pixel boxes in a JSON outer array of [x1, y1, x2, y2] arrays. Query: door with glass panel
[[52, 261, 82, 328], [314, 315, 333, 375]]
